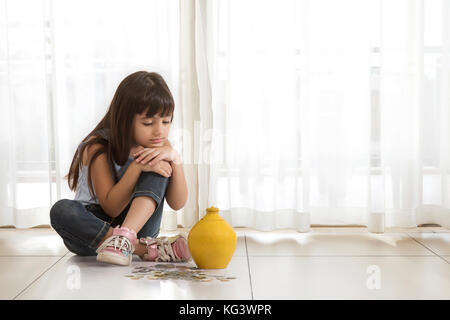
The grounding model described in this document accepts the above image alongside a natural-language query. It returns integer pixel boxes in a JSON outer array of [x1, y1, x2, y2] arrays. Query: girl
[[50, 71, 191, 266]]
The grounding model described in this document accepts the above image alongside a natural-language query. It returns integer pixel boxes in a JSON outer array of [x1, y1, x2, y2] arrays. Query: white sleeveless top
[[73, 128, 133, 206]]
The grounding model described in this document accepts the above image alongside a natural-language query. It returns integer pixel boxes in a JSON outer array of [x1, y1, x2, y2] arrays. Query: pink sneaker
[[96, 226, 137, 266], [139, 235, 191, 262]]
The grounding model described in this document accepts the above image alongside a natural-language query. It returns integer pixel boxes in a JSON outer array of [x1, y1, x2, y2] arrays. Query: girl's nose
[[153, 125, 162, 135]]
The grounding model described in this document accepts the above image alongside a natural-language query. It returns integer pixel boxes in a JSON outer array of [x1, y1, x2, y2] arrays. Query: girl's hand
[[133, 145, 180, 167], [136, 159, 173, 177]]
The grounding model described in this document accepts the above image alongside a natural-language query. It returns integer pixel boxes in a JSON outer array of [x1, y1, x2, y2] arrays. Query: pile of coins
[[124, 264, 237, 282]]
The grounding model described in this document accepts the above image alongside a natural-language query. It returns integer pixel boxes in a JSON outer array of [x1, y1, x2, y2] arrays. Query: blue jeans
[[50, 171, 169, 256]]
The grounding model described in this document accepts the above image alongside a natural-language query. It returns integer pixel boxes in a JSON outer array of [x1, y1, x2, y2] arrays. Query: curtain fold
[[173, 0, 200, 229], [194, 0, 215, 221], [0, 0, 51, 227]]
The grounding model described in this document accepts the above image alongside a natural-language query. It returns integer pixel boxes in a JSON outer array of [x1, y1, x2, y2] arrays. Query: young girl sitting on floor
[[50, 71, 191, 266]]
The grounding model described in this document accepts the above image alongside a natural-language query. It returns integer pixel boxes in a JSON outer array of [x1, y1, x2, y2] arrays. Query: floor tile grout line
[[406, 233, 450, 265], [244, 234, 254, 300], [12, 253, 68, 300]]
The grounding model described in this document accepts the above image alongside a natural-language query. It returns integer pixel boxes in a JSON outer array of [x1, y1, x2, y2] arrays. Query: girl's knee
[[139, 171, 169, 183], [49, 199, 79, 229], [140, 171, 167, 177]]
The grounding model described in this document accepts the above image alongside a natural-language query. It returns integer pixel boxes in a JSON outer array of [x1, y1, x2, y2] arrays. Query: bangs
[[137, 84, 174, 119]]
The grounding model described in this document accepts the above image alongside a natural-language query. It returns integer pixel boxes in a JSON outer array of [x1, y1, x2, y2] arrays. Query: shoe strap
[[96, 234, 135, 255], [113, 226, 137, 246], [139, 236, 181, 262]]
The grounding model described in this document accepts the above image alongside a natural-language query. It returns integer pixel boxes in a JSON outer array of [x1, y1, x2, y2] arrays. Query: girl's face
[[132, 111, 172, 149]]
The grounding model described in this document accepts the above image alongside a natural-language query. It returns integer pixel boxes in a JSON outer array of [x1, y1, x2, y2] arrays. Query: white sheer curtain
[[2, 0, 450, 232], [194, 0, 450, 231], [0, 0, 182, 228]]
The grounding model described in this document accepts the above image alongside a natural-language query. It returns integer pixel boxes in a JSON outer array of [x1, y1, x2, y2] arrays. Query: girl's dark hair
[[65, 71, 175, 199]]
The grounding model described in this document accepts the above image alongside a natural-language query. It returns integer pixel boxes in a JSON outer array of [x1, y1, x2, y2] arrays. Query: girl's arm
[[87, 142, 143, 218], [131, 141, 188, 211], [165, 152, 188, 211], [103, 161, 142, 217]]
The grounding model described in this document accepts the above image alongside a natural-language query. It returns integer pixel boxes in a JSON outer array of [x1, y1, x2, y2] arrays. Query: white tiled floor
[[1, 226, 450, 300]]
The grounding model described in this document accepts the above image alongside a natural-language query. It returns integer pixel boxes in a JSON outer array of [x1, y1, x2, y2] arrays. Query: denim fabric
[[50, 171, 170, 256]]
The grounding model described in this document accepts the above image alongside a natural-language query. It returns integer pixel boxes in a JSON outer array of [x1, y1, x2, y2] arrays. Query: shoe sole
[[97, 251, 131, 266]]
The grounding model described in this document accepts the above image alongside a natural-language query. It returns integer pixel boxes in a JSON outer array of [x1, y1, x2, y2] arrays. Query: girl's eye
[[143, 121, 170, 126]]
